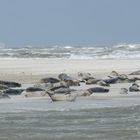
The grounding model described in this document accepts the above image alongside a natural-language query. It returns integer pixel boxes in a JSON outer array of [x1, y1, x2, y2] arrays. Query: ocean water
[[0, 43, 140, 59], [1, 97, 140, 140]]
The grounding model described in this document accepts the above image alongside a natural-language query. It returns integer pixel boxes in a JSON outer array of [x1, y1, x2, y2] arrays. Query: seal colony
[[1, 70, 140, 101]]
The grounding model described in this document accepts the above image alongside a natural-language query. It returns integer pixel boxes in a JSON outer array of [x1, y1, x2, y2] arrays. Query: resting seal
[[87, 87, 109, 94], [21, 87, 46, 97], [129, 83, 140, 92]]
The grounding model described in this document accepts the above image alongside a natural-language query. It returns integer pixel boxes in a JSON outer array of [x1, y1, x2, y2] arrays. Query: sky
[[0, 0, 140, 47]]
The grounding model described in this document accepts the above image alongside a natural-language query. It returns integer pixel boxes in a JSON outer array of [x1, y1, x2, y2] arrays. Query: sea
[[0, 43, 140, 60], [0, 43, 140, 140], [1, 97, 140, 140]]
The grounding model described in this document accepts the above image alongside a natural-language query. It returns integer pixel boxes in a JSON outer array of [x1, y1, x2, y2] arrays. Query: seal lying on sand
[[78, 72, 94, 82], [34, 82, 53, 89], [4, 89, 24, 95], [87, 87, 109, 94], [40, 77, 60, 83], [129, 83, 140, 92], [53, 88, 76, 94], [0, 80, 21, 87], [71, 90, 91, 96], [103, 77, 118, 84], [58, 73, 80, 86], [86, 78, 100, 85], [97, 80, 110, 87], [109, 71, 120, 77], [58, 73, 72, 81], [103, 75, 138, 84], [129, 70, 140, 75], [47, 91, 77, 102], [109, 71, 127, 79], [21, 87, 46, 97]]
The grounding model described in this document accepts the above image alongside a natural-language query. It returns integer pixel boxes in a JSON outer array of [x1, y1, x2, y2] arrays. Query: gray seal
[[0, 80, 21, 87], [87, 87, 109, 94], [129, 83, 140, 92], [129, 70, 140, 75], [40, 77, 60, 83]]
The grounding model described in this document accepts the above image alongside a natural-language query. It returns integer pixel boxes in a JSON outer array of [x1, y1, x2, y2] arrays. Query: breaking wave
[[0, 43, 140, 59]]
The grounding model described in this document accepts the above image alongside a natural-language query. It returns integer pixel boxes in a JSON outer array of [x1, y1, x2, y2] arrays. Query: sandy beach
[[0, 59, 140, 98], [1, 59, 140, 80]]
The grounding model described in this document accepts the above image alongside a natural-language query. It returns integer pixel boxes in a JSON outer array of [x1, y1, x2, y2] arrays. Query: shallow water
[[1, 97, 140, 140]]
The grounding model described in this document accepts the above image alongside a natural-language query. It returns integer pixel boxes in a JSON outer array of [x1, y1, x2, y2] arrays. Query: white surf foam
[[1, 43, 140, 60]]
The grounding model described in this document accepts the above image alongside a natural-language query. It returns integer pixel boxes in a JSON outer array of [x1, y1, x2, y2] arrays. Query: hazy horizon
[[0, 0, 140, 47]]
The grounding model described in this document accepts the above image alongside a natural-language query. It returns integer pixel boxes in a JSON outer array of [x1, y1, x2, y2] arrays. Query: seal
[[86, 78, 100, 85], [97, 80, 110, 87], [0, 80, 21, 87], [47, 91, 77, 102], [109, 71, 120, 77], [129, 70, 140, 75], [21, 87, 46, 97], [40, 77, 60, 83], [58, 73, 80, 86], [87, 87, 109, 94], [4, 89, 24, 95], [78, 72, 94, 81], [58, 73, 72, 81], [72, 90, 91, 96], [129, 83, 140, 92], [103, 77, 118, 84]]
